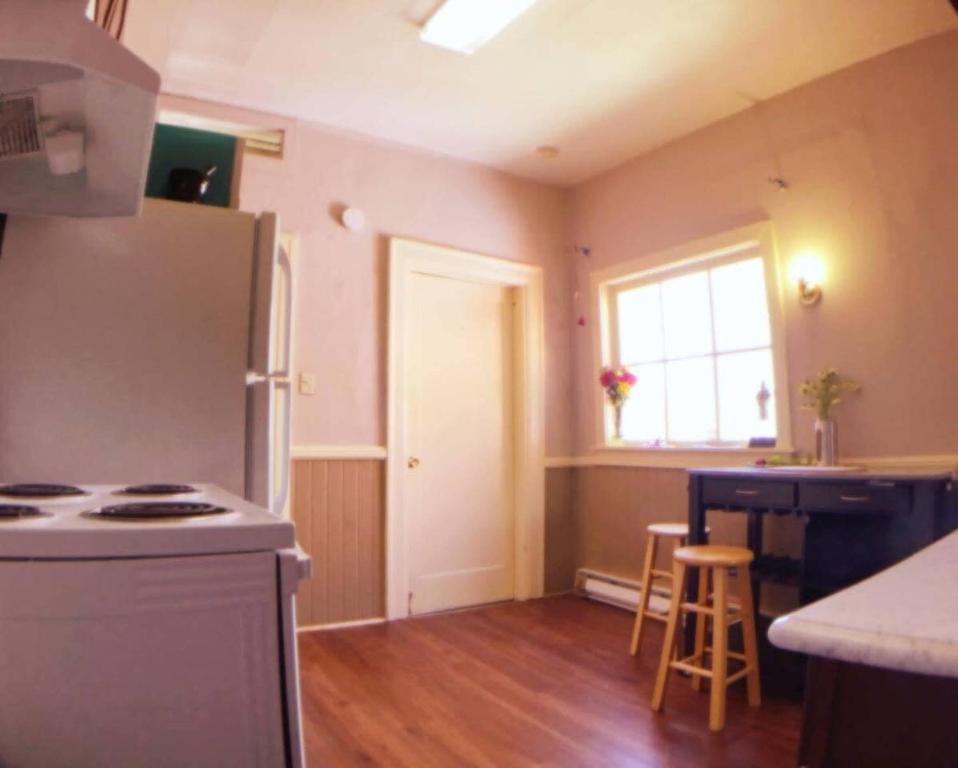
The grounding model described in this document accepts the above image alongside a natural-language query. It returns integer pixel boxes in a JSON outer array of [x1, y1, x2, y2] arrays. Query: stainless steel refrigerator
[[0, 198, 292, 514]]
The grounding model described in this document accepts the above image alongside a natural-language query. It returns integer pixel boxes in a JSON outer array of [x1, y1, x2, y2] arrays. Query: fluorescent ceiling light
[[420, 0, 539, 55]]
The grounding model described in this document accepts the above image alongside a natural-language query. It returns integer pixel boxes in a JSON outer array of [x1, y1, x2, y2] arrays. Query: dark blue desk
[[684, 466, 953, 687]]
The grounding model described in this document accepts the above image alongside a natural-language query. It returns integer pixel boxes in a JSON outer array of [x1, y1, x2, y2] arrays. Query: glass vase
[[611, 405, 624, 445], [815, 419, 838, 466]]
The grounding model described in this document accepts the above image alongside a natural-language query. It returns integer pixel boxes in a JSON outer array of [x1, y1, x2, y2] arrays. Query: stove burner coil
[[93, 502, 228, 520], [0, 484, 85, 498], [0, 504, 42, 518], [119, 484, 198, 496]]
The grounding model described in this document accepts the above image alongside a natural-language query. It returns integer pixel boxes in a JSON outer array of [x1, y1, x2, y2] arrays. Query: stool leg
[[691, 565, 709, 692], [670, 537, 685, 662], [738, 564, 762, 707], [651, 561, 687, 713], [709, 567, 729, 732], [630, 534, 658, 656]]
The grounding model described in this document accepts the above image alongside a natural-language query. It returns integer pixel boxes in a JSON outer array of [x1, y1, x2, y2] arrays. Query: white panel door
[[407, 273, 515, 615]]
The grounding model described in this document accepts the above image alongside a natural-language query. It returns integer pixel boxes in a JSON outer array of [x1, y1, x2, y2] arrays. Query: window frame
[[592, 222, 792, 453]]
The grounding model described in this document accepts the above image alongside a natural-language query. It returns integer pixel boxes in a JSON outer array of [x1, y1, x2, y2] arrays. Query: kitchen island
[[685, 465, 954, 694], [769, 530, 958, 768]]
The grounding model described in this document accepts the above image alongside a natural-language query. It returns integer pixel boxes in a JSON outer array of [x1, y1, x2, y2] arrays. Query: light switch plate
[[299, 372, 317, 396]]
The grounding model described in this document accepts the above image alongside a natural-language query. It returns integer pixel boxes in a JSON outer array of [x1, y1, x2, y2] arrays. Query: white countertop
[[768, 530, 958, 679]]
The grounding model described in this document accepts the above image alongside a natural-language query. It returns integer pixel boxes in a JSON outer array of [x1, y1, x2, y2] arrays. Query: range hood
[[0, 0, 160, 217]]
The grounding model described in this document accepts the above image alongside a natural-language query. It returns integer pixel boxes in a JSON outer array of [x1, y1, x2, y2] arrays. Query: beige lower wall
[[544, 468, 577, 594], [290, 461, 803, 625], [292, 458, 385, 626], [574, 465, 688, 583], [545, 465, 804, 613], [290, 461, 585, 625]]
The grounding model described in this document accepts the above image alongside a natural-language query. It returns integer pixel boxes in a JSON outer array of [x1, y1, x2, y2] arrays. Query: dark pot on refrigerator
[[166, 165, 217, 203]]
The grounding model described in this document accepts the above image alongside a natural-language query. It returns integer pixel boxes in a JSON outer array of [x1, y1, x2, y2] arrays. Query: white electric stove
[[0, 483, 309, 768]]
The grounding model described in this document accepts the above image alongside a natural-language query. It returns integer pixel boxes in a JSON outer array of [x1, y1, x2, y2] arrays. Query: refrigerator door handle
[[273, 378, 292, 517], [246, 371, 291, 385], [275, 243, 293, 378]]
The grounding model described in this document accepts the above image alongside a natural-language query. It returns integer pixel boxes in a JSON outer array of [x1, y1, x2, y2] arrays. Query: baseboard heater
[[575, 567, 672, 615]]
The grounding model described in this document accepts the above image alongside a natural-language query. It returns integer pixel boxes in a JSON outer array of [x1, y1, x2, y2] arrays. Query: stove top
[[0, 484, 294, 559], [92, 501, 228, 520], [0, 484, 86, 498]]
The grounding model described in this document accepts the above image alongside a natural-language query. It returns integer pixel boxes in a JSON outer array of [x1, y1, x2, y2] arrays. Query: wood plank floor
[[297, 595, 801, 767]]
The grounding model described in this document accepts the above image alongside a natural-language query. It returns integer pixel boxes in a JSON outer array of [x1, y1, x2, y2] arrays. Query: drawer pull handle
[[840, 494, 870, 503], [735, 489, 760, 497]]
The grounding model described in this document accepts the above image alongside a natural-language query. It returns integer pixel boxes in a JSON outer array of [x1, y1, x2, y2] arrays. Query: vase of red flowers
[[599, 367, 637, 443]]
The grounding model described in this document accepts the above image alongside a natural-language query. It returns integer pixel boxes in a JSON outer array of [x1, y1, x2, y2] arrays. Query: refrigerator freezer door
[[0, 200, 257, 495]]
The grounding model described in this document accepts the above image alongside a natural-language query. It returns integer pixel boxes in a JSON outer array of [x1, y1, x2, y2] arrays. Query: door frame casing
[[386, 237, 545, 620]]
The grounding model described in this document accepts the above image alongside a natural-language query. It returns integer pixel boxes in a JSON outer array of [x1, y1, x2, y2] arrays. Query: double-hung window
[[598, 226, 789, 449]]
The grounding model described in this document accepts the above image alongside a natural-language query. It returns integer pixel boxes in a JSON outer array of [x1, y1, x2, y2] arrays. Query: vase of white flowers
[[800, 369, 860, 466]]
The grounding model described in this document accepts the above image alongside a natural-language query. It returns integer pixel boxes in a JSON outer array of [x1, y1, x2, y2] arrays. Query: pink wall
[[159, 96, 574, 455], [162, 29, 957, 462], [571, 31, 958, 458]]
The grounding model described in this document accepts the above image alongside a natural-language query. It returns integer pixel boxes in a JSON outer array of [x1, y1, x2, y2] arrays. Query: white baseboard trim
[[575, 567, 671, 614], [292, 445, 387, 460], [297, 617, 387, 633]]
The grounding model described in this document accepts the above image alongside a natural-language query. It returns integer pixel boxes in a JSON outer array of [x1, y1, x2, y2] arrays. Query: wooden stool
[[650, 545, 761, 732], [629, 523, 689, 657]]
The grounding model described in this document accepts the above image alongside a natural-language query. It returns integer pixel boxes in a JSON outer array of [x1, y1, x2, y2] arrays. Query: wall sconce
[[790, 252, 825, 306]]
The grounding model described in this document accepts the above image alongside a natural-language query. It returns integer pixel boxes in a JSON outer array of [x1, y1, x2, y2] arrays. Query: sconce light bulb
[[791, 252, 825, 305]]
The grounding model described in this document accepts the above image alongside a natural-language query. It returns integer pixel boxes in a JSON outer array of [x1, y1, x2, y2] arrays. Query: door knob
[[407, 457, 420, 469]]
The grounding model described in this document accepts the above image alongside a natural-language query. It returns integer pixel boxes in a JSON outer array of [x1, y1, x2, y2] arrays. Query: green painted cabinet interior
[[145, 124, 238, 208]]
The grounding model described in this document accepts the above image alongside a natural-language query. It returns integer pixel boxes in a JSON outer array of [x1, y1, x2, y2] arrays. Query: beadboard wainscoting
[[292, 454, 385, 628], [542, 465, 694, 594], [544, 467, 577, 595], [292, 454, 914, 625]]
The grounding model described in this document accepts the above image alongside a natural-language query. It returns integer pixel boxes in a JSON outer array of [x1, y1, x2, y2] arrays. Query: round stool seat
[[646, 523, 690, 538], [646, 523, 710, 539], [674, 544, 753, 567]]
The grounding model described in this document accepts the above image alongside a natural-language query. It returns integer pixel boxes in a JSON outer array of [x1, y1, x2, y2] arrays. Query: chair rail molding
[[292, 445, 387, 460]]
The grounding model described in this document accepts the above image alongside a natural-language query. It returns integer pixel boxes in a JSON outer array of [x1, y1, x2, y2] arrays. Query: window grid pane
[[710, 258, 772, 353], [661, 271, 713, 359], [612, 254, 778, 446]]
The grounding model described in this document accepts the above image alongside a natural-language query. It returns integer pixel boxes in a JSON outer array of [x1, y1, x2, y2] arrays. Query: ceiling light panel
[[420, 0, 539, 55]]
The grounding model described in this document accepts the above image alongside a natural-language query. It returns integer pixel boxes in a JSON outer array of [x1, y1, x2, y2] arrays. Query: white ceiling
[[122, 0, 957, 186]]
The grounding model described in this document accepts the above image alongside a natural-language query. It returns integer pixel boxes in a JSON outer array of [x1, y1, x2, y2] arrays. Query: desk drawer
[[798, 482, 911, 515], [701, 478, 796, 508]]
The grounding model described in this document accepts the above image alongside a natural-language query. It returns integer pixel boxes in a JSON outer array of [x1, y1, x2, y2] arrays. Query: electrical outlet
[[298, 372, 317, 396]]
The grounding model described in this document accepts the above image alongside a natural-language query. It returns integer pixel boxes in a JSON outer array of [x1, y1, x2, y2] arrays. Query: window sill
[[584, 443, 795, 470], [599, 442, 793, 453]]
